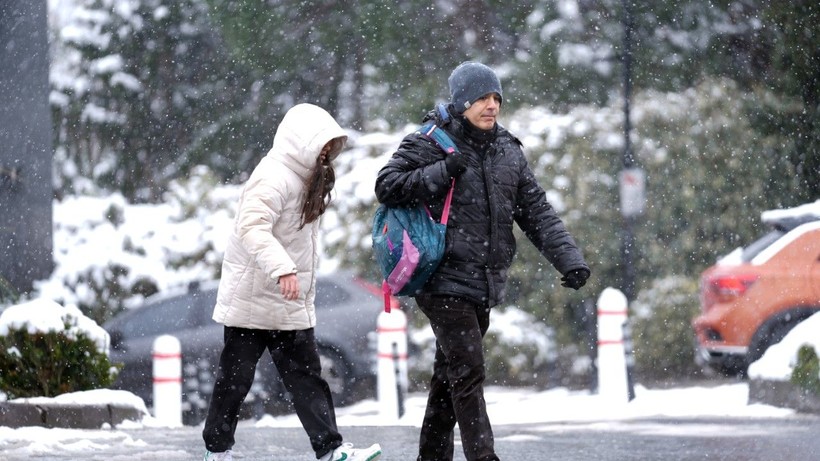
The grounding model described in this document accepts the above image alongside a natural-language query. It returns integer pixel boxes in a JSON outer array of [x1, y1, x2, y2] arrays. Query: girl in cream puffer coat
[[202, 104, 382, 461], [212, 103, 345, 331]]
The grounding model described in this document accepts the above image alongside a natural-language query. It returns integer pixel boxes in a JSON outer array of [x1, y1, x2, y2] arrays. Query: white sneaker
[[203, 450, 232, 461], [323, 443, 382, 461]]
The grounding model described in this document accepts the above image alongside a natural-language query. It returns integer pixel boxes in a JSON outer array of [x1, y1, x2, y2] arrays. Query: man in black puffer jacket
[[375, 61, 590, 461]]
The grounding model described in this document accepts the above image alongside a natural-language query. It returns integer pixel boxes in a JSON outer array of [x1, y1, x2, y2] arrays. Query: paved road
[[3, 415, 819, 461]]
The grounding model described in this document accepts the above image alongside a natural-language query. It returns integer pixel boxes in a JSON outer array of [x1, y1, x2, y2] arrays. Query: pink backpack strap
[[440, 178, 456, 225], [382, 280, 392, 312]]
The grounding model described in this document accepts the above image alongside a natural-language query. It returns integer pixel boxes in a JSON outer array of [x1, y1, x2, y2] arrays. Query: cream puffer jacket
[[212, 104, 347, 330]]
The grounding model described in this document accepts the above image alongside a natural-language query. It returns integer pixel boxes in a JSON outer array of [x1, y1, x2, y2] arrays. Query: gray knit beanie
[[448, 61, 503, 114]]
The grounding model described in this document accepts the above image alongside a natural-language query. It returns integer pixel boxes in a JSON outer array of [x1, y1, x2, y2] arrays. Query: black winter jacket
[[375, 105, 589, 307]]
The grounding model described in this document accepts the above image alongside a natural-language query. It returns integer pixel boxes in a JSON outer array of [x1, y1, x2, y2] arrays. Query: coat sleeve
[[513, 159, 590, 276], [235, 171, 298, 280], [375, 133, 453, 207]]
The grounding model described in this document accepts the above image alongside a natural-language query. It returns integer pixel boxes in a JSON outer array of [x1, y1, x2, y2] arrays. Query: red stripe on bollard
[[152, 352, 182, 359], [377, 352, 409, 360], [376, 326, 407, 333], [597, 310, 628, 316]]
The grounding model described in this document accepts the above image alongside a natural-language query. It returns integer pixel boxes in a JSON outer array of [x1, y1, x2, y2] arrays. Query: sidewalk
[[3, 416, 820, 461], [2, 377, 816, 431], [2, 380, 817, 460], [0, 423, 415, 460]]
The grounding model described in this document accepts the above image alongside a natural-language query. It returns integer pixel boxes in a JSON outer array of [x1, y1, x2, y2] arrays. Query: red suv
[[692, 201, 820, 375]]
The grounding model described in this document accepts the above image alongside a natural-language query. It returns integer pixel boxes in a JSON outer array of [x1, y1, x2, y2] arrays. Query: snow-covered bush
[[631, 276, 702, 381], [484, 307, 558, 387], [409, 306, 557, 388], [35, 167, 238, 324], [791, 345, 820, 396], [0, 300, 119, 399], [0, 275, 18, 305]]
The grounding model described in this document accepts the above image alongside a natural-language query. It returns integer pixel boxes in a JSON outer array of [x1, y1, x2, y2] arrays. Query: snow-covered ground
[[0, 380, 796, 456]]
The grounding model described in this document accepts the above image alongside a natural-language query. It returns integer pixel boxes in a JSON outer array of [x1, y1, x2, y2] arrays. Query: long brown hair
[[299, 137, 345, 229]]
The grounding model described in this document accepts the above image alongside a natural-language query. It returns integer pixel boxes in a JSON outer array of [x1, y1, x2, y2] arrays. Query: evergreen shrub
[[791, 344, 820, 396], [408, 306, 557, 388], [0, 323, 120, 399], [483, 308, 558, 387], [0, 275, 18, 305], [631, 276, 702, 382]]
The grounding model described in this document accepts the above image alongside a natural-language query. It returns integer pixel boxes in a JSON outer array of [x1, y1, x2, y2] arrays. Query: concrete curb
[[3, 379, 816, 428], [749, 378, 820, 414], [0, 402, 145, 429]]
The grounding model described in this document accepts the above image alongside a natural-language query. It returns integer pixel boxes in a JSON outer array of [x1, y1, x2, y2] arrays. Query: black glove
[[561, 268, 590, 290], [444, 151, 467, 178]]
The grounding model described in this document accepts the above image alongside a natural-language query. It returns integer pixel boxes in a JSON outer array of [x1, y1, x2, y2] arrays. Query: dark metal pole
[[621, 0, 636, 302], [620, 0, 638, 401], [392, 342, 405, 418], [622, 0, 635, 170]]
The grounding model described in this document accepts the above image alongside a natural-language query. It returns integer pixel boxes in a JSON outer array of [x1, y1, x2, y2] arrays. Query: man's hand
[[444, 151, 467, 177], [561, 268, 590, 290], [279, 273, 300, 300]]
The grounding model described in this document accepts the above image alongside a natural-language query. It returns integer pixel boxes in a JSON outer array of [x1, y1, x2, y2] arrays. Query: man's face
[[463, 93, 501, 130]]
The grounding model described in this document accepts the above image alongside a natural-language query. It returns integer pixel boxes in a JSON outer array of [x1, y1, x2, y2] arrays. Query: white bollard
[[596, 287, 630, 403], [376, 308, 408, 420], [152, 334, 182, 427]]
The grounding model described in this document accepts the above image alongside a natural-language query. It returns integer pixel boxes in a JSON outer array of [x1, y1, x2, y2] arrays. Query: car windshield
[[740, 230, 785, 262]]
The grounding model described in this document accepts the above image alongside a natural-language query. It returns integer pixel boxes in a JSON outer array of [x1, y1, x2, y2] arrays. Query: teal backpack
[[372, 105, 457, 311]]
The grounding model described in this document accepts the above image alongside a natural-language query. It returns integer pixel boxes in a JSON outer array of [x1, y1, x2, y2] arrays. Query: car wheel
[[319, 346, 350, 406], [255, 356, 291, 417], [714, 357, 747, 377], [746, 318, 802, 372], [182, 357, 216, 425]]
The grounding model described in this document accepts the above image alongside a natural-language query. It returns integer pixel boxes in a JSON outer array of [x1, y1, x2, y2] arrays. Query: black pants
[[415, 295, 500, 461], [202, 326, 342, 458]]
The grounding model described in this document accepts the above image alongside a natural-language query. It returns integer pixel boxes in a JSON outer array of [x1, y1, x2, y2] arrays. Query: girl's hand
[[278, 273, 300, 300]]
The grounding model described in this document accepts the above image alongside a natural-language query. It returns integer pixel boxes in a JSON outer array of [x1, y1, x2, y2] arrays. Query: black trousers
[[415, 295, 500, 461], [202, 326, 342, 458]]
